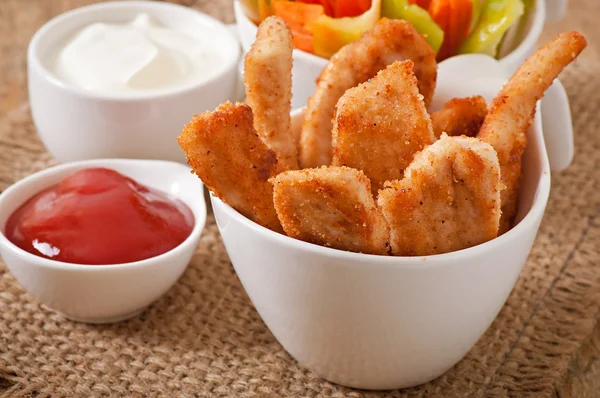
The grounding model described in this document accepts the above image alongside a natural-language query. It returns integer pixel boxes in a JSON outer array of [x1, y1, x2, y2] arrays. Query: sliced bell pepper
[[273, 1, 325, 53], [469, 0, 487, 32], [311, 0, 382, 59], [408, 0, 433, 8], [458, 0, 524, 57], [382, 0, 445, 52], [334, 0, 373, 18]]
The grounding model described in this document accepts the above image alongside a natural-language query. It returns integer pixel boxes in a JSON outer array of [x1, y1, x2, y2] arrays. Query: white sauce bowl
[[0, 159, 207, 324], [28, 1, 241, 163]]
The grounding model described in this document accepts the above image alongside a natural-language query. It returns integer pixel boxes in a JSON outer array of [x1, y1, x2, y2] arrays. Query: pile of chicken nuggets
[[178, 17, 586, 256]]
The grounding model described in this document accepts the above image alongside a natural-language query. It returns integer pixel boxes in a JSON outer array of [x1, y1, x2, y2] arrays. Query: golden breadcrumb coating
[[271, 166, 389, 254], [178, 102, 284, 232], [431, 96, 487, 138], [332, 60, 436, 195], [300, 19, 437, 168], [478, 31, 587, 233], [244, 16, 297, 170], [378, 134, 502, 256]]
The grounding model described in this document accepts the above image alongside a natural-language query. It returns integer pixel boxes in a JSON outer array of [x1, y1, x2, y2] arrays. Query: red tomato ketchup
[[5, 168, 194, 265]]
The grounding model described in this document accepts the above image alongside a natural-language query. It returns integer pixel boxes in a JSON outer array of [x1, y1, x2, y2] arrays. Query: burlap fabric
[[1, 1, 599, 397]]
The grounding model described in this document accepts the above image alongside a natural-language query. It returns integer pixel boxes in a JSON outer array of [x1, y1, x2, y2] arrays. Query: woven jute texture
[[1, 2, 600, 397]]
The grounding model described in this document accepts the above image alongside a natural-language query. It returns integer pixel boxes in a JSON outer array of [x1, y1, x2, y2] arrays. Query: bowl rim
[[27, 0, 240, 102], [0, 158, 207, 271], [211, 108, 551, 268], [233, 0, 545, 64]]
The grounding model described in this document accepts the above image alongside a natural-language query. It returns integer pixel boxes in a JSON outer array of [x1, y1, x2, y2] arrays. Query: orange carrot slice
[[447, 0, 472, 56], [334, 0, 372, 18], [429, 0, 472, 60], [301, 0, 335, 16], [274, 1, 325, 53], [429, 0, 451, 36]]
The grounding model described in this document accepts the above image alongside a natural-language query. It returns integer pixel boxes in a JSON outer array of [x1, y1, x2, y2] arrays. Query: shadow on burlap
[[1, 3, 600, 398]]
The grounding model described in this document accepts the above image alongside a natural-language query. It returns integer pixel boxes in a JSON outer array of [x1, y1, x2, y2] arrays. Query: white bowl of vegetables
[[234, 0, 567, 109]]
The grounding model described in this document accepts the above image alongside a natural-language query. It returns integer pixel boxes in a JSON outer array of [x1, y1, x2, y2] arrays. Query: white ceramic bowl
[[0, 159, 207, 324], [234, 0, 566, 110], [28, 1, 240, 164], [210, 57, 567, 389]]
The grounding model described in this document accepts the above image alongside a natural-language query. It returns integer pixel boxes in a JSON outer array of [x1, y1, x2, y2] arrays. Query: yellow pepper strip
[[469, 0, 487, 33], [311, 0, 382, 59]]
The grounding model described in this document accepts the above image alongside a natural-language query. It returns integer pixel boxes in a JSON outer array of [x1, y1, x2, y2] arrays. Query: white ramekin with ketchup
[[0, 159, 207, 324]]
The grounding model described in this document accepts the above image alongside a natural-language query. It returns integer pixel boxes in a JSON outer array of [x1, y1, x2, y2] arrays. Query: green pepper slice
[[459, 0, 524, 56], [382, 0, 445, 52]]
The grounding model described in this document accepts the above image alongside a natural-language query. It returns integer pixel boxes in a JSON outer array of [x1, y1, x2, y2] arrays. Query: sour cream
[[52, 13, 225, 94]]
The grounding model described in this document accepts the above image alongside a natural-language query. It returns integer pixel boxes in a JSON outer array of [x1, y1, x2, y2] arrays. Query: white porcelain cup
[[28, 1, 241, 164], [210, 57, 570, 390]]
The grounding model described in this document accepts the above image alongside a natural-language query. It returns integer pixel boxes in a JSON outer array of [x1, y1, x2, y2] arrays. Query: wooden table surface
[[0, 1, 598, 396]]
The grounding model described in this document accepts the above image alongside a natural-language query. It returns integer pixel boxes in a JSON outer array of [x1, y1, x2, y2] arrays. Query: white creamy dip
[[53, 13, 225, 94]]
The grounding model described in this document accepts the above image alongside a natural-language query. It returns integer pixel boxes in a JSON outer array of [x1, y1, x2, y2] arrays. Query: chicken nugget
[[431, 96, 487, 138], [244, 16, 297, 170], [332, 60, 436, 195], [378, 135, 502, 256], [178, 102, 283, 232], [271, 166, 389, 255], [300, 19, 437, 168], [478, 31, 587, 233]]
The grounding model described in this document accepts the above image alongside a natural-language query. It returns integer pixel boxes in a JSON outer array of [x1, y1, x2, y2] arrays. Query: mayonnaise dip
[[52, 13, 225, 94]]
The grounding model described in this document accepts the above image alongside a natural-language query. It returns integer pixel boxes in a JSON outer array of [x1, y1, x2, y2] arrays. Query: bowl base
[[60, 307, 147, 324], [301, 361, 450, 391]]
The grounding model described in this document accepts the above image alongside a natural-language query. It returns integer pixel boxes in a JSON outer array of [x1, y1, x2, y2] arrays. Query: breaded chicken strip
[[178, 102, 284, 232], [478, 32, 587, 233], [431, 96, 487, 138], [271, 166, 389, 255], [244, 16, 297, 170], [378, 135, 502, 256], [332, 60, 436, 195], [300, 19, 437, 168]]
